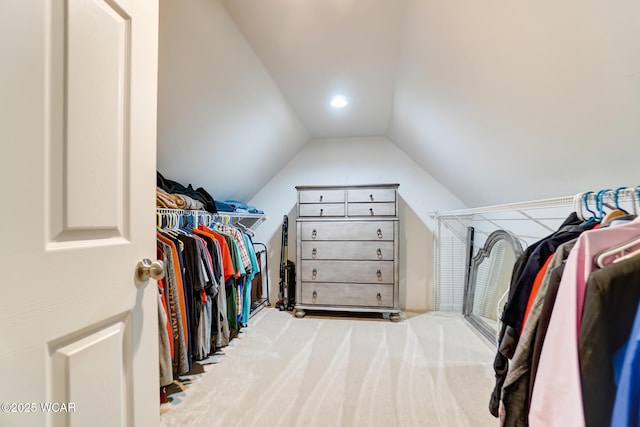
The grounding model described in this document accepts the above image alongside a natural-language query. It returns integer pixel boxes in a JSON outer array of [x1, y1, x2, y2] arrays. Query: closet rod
[[156, 208, 265, 219], [156, 208, 267, 231], [432, 186, 640, 219], [431, 196, 573, 218]]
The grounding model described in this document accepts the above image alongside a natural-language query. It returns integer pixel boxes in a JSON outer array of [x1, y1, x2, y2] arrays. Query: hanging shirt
[[579, 255, 640, 427], [521, 255, 554, 333], [490, 213, 587, 417], [610, 298, 640, 427], [241, 233, 260, 324], [157, 235, 190, 374], [529, 217, 640, 427], [214, 223, 252, 274], [195, 226, 235, 281], [501, 239, 576, 427]]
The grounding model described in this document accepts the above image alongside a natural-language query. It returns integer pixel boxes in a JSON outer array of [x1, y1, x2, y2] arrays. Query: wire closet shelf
[[429, 186, 640, 312], [156, 208, 267, 234]]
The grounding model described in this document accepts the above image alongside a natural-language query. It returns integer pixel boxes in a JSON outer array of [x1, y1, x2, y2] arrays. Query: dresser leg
[[389, 312, 401, 322], [295, 309, 306, 318]]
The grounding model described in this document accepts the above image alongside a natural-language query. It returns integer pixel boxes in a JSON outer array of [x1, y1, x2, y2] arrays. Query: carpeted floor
[[160, 308, 498, 427]]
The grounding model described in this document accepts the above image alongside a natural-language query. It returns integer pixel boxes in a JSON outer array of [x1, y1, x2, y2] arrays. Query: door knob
[[136, 258, 165, 281]]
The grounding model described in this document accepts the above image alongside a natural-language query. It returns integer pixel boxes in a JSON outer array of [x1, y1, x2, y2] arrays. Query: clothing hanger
[[602, 209, 628, 224], [596, 189, 610, 221], [613, 247, 640, 264], [614, 187, 628, 212], [235, 222, 255, 237], [582, 191, 598, 223], [595, 235, 640, 268], [573, 192, 586, 220], [602, 187, 629, 224]]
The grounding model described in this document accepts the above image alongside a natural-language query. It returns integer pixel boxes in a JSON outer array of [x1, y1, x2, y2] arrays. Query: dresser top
[[295, 183, 399, 191]]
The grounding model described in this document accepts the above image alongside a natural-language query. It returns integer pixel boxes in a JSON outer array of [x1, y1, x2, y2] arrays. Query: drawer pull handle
[[319, 195, 323, 202], [377, 229, 383, 239], [312, 229, 317, 239], [312, 269, 317, 280], [377, 292, 382, 304], [370, 194, 374, 201], [369, 208, 374, 215], [377, 270, 382, 281], [312, 291, 317, 301], [320, 208, 324, 216], [312, 248, 317, 258], [377, 248, 382, 259]]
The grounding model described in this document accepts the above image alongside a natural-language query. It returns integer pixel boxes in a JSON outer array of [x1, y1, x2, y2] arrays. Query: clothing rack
[[156, 208, 267, 232], [250, 242, 271, 317], [430, 186, 640, 312], [156, 207, 270, 316]]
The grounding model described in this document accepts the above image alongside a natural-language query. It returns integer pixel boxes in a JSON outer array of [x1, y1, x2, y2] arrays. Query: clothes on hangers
[[242, 233, 260, 324], [157, 233, 191, 374], [530, 218, 640, 427], [579, 255, 640, 427], [610, 299, 640, 426], [156, 209, 262, 382], [490, 212, 587, 417], [493, 199, 640, 427]]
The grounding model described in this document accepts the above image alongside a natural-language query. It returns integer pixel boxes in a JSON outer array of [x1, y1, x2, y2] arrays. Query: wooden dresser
[[294, 184, 400, 322]]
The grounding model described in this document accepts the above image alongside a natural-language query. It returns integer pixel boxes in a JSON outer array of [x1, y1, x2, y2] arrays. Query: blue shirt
[[611, 300, 640, 427]]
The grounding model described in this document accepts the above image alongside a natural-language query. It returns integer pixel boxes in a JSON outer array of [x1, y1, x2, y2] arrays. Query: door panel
[[64, 0, 130, 233], [0, 1, 158, 426], [50, 319, 130, 427]]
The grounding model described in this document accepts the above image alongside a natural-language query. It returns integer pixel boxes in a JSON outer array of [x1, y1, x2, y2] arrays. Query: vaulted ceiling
[[220, 0, 640, 207], [158, 0, 640, 208], [221, 0, 408, 139]]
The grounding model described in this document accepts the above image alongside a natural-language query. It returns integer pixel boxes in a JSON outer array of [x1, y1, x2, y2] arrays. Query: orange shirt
[[157, 233, 189, 355], [521, 254, 554, 333], [195, 225, 235, 281]]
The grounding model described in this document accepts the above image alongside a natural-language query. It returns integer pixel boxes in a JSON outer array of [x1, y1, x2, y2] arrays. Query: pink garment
[[529, 217, 640, 426]]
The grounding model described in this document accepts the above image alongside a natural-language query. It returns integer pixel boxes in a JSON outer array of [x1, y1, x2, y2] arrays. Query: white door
[[0, 0, 159, 426]]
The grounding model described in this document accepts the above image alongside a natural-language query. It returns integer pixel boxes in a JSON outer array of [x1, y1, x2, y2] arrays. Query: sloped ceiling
[[221, 0, 407, 138], [157, 0, 308, 202], [221, 0, 640, 207]]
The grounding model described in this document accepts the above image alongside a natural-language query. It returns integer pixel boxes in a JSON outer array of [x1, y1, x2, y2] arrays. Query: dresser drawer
[[300, 282, 393, 307], [300, 221, 394, 241], [299, 203, 345, 217], [301, 260, 394, 283], [299, 189, 345, 204], [301, 241, 394, 261], [347, 202, 396, 217], [347, 188, 396, 203]]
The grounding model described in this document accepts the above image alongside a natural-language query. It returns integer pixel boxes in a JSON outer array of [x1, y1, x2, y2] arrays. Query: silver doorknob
[[136, 258, 165, 281]]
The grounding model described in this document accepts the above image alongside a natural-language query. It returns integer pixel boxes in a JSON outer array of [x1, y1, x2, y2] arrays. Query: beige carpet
[[160, 308, 498, 427]]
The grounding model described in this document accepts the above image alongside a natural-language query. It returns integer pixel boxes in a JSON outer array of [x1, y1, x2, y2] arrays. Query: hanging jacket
[[490, 213, 585, 417]]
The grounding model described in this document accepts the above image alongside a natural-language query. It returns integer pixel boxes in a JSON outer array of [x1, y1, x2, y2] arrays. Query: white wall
[[157, 0, 308, 202], [249, 137, 466, 312], [390, 0, 640, 207]]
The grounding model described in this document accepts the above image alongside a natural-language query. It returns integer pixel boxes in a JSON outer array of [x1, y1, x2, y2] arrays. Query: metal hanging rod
[[156, 208, 267, 231], [431, 186, 640, 219], [430, 196, 574, 218]]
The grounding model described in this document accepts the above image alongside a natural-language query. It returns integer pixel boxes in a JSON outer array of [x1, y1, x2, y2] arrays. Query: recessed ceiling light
[[330, 95, 348, 109]]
